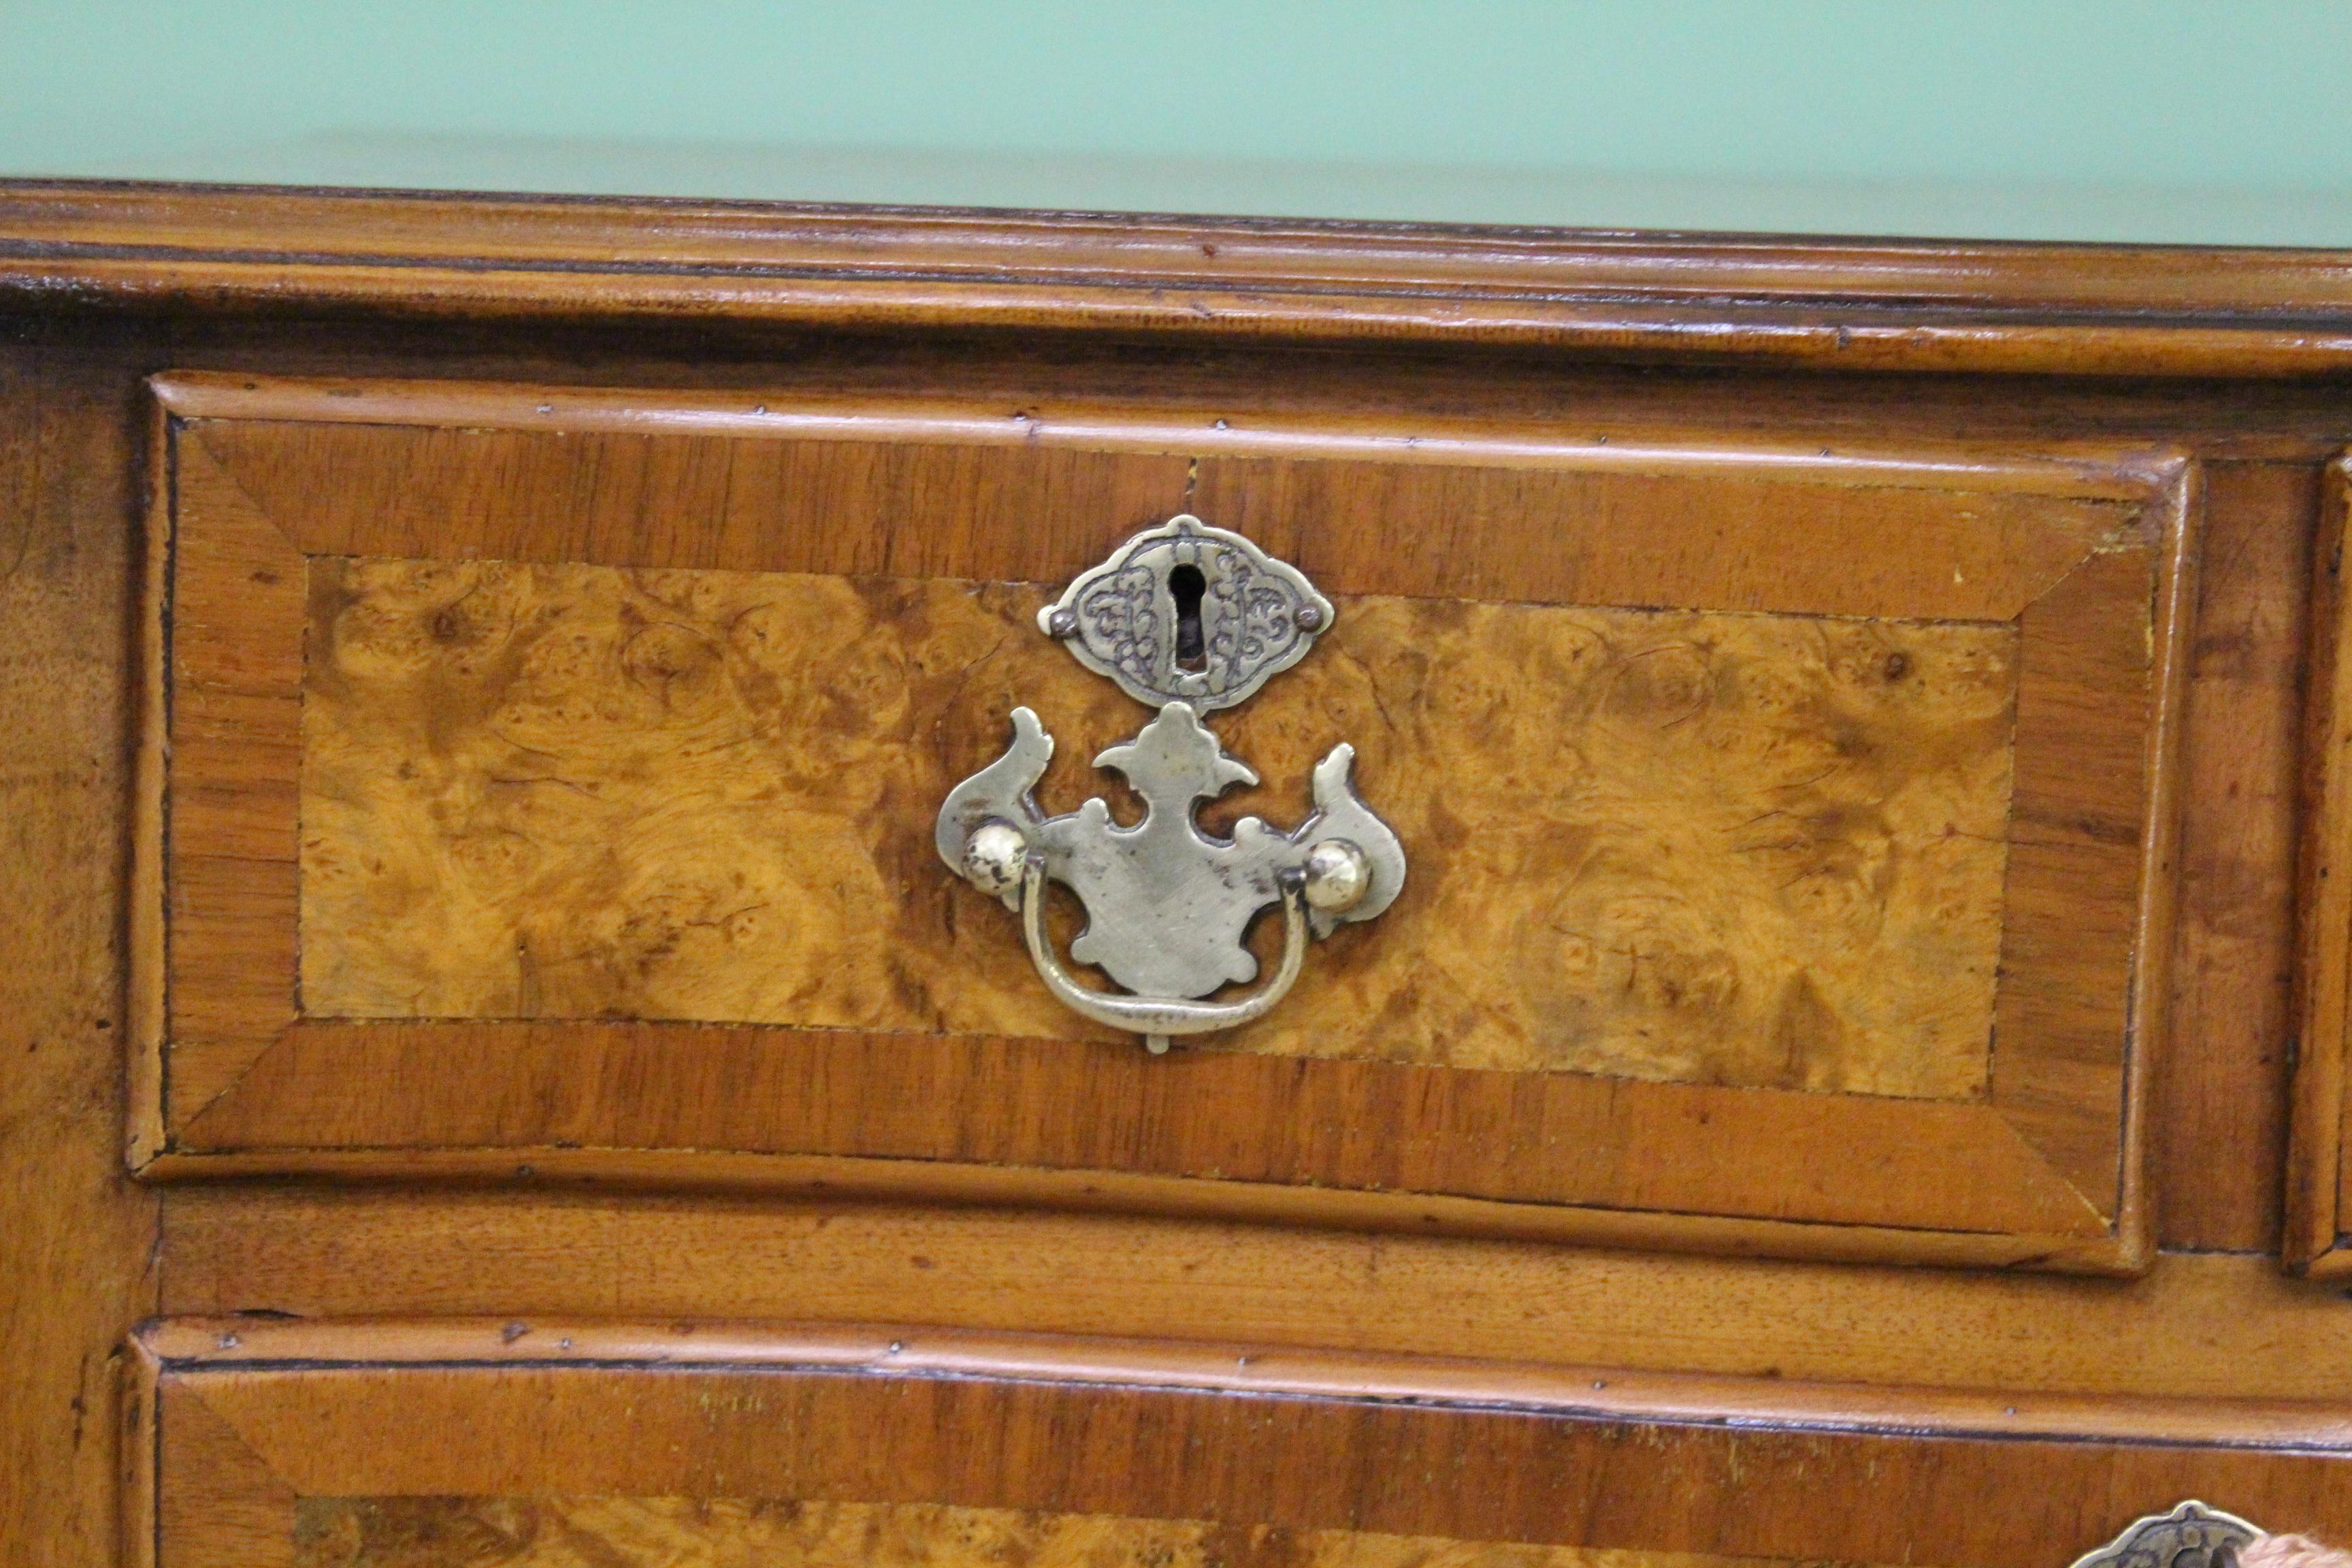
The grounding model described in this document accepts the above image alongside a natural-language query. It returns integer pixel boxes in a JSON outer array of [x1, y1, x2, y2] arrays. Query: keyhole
[[1169, 564, 1207, 672]]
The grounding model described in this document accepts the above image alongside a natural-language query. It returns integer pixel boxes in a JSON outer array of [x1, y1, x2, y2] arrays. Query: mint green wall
[[5, 1, 2349, 244]]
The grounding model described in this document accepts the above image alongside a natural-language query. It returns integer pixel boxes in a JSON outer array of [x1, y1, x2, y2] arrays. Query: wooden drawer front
[[133, 1320, 2351, 1568], [134, 374, 2192, 1273]]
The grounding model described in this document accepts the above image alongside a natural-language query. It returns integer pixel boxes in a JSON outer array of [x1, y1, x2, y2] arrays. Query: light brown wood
[[125, 1315, 2352, 1449], [2161, 461, 2317, 1252], [129, 385, 171, 1166], [161, 1388, 296, 1568], [1990, 525, 2184, 1213], [10, 188, 2352, 1568], [150, 371, 2178, 504], [0, 338, 162, 1568], [20, 182, 2352, 378], [132, 375, 2190, 1272], [2288, 459, 2352, 1273], [301, 554, 2017, 1095], [174, 403, 2153, 620], [147, 1136, 2108, 1271], [291, 1497, 1844, 1568], [154, 1187, 2352, 1403], [152, 426, 306, 1117], [129, 352, 2352, 468], [121, 1338, 158, 1568], [132, 1318, 2352, 1568]]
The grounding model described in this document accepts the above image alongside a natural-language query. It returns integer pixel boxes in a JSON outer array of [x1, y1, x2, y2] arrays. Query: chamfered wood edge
[[126, 397, 169, 1169], [120, 1333, 160, 1568], [143, 370, 2187, 500], [2288, 457, 2352, 1276], [127, 402, 306, 1169], [2099, 460, 2202, 1273], [13, 180, 2352, 378], [135, 1143, 2136, 1275], [128, 1313, 2352, 1452], [1987, 457, 2197, 1259]]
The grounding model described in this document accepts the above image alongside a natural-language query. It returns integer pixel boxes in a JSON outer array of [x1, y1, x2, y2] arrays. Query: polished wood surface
[[2163, 461, 2317, 1252], [304, 556, 2019, 1095], [152, 1188, 2352, 1403], [131, 1320, 2352, 1568], [2289, 461, 2352, 1274], [10, 184, 2352, 1568], [0, 336, 161, 1568], [14, 182, 2352, 378], [287, 1497, 1851, 1568], [124, 1313, 2352, 1445], [100, 355, 2316, 1267], [135, 374, 2189, 1270]]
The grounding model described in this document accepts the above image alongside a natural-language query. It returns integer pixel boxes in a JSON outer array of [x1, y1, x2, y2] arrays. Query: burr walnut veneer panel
[[303, 557, 2016, 1096], [135, 373, 2193, 1272], [284, 1497, 1891, 1568]]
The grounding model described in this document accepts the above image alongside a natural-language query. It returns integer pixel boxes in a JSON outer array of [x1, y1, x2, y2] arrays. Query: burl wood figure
[[301, 555, 2012, 1092], [14, 186, 2352, 1568]]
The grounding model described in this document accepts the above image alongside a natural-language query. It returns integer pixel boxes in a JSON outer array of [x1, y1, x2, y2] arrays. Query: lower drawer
[[132, 1320, 2351, 1568]]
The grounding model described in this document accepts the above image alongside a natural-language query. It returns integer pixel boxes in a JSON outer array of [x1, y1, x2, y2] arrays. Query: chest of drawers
[[10, 184, 2352, 1568]]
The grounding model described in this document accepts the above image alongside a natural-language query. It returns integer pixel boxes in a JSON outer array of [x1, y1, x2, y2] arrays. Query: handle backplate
[[934, 517, 1405, 1053]]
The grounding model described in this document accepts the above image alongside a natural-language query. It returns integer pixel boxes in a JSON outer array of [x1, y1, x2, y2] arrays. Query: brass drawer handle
[[936, 517, 1406, 1054], [1017, 849, 1311, 1056], [2070, 1503, 2262, 1568]]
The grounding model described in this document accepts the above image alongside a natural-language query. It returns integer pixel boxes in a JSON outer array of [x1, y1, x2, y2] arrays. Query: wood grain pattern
[[169, 1024, 2104, 1243], [129, 1314, 2352, 1447], [153, 1188, 2352, 1403], [136, 1323, 2352, 1568], [184, 404, 2143, 620], [2288, 459, 2352, 1273], [1984, 540, 2170, 1207], [0, 338, 162, 1568], [157, 427, 305, 1126], [291, 1497, 1862, 1568], [152, 372, 2176, 503], [9, 199, 2352, 1568], [159, 1379, 297, 1568], [301, 555, 2015, 1095], [21, 182, 2352, 378], [2161, 461, 2317, 1253], [135, 376, 2185, 1271]]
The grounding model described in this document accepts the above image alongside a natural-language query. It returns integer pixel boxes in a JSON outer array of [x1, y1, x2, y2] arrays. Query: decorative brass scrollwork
[[935, 516, 1405, 1053], [2068, 1502, 2264, 1568]]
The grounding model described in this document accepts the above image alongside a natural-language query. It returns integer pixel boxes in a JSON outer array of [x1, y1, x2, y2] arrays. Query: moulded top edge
[[11, 183, 2352, 378]]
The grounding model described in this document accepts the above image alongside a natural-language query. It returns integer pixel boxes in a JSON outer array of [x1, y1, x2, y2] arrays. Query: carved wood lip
[[133, 1143, 2122, 1274], [146, 370, 2189, 500], [14, 179, 2352, 376], [131, 1315, 2352, 1452]]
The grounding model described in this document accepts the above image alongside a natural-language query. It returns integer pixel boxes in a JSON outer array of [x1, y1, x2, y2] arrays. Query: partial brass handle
[[1019, 855, 1310, 1054], [2068, 1503, 2263, 1568]]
